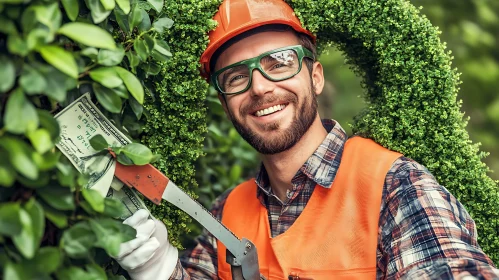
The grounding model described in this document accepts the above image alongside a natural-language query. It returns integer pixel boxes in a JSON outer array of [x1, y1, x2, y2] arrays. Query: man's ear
[[311, 61, 325, 96], [217, 93, 230, 116]]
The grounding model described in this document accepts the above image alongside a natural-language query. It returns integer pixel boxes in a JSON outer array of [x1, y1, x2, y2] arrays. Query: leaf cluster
[[89, 134, 159, 165], [0, 164, 135, 279], [0, 0, 176, 276]]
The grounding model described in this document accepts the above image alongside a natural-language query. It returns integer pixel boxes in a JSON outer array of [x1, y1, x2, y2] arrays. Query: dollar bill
[[55, 93, 148, 219]]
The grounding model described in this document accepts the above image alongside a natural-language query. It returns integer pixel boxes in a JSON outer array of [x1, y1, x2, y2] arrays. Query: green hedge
[[0, 0, 202, 276], [141, 0, 222, 248]]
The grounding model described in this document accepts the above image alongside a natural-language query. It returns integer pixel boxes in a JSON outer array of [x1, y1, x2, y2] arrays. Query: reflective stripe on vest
[[217, 137, 402, 280]]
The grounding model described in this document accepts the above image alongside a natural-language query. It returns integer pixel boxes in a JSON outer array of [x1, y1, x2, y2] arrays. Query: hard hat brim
[[200, 19, 315, 78]]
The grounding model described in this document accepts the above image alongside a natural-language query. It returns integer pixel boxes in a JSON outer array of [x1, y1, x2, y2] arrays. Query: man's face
[[214, 31, 324, 155]]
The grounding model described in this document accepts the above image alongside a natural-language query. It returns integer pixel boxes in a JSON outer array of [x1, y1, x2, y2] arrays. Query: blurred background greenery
[[184, 0, 499, 247]]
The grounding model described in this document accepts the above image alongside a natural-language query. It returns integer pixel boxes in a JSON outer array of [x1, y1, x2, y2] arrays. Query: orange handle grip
[[114, 162, 169, 205]]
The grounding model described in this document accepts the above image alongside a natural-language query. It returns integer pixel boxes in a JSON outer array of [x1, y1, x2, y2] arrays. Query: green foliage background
[[1, 0, 497, 277], [412, 0, 499, 178], [0, 0, 200, 276]]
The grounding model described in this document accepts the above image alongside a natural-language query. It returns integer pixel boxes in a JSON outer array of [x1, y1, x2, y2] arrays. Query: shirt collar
[[255, 119, 347, 195]]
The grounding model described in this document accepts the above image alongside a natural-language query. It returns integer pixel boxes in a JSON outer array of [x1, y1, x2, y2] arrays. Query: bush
[[139, 0, 221, 248], [0, 0, 198, 276]]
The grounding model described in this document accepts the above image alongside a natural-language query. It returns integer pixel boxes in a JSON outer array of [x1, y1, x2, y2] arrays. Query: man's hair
[[210, 24, 317, 76]]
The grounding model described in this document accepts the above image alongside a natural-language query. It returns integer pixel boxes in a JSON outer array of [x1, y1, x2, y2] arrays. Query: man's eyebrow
[[221, 65, 245, 83], [221, 68, 235, 84], [260, 55, 274, 64]]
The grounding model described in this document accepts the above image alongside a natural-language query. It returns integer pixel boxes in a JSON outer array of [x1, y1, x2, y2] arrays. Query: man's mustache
[[240, 93, 297, 116]]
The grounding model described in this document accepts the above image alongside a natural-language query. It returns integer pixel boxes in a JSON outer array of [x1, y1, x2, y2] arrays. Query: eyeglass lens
[[217, 49, 300, 94]]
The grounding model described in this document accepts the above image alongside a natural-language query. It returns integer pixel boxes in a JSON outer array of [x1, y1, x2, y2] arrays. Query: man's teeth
[[255, 105, 285, 117]]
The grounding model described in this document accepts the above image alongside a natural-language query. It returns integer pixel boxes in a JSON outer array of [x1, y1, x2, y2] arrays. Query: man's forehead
[[214, 30, 300, 71]]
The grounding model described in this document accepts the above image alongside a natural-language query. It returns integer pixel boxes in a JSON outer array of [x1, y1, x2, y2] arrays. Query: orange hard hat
[[200, 0, 315, 78]]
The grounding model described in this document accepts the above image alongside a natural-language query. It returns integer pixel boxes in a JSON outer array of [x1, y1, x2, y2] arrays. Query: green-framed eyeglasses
[[211, 45, 315, 95]]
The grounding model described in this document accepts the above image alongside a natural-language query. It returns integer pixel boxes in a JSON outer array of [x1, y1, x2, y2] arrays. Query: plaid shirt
[[171, 120, 498, 279]]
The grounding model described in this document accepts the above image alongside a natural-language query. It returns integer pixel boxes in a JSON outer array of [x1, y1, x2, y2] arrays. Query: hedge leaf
[[0, 56, 15, 93], [115, 66, 144, 104], [89, 67, 123, 88], [61, 0, 79, 21], [0, 202, 22, 236], [38, 45, 78, 78], [58, 23, 116, 50], [4, 89, 39, 134]]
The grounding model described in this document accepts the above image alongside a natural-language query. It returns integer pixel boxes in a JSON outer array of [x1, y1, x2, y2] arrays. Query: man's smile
[[254, 104, 287, 117]]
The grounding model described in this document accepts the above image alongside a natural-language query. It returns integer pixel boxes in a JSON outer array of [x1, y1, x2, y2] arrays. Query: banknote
[[55, 93, 148, 219]]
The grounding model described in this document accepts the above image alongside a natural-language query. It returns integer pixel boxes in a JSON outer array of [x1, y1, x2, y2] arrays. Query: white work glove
[[115, 209, 178, 280]]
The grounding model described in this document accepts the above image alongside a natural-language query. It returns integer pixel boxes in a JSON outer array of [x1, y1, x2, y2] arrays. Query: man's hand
[[115, 209, 178, 280]]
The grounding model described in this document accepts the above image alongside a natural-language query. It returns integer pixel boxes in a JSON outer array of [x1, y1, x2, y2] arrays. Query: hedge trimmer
[[113, 161, 261, 280]]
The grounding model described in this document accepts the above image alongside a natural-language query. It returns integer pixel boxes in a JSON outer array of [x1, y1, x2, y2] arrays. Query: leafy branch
[[89, 134, 159, 166], [0, 0, 175, 277]]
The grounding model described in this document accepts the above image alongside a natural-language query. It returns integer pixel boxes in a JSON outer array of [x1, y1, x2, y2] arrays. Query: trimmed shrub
[[141, 0, 221, 248]]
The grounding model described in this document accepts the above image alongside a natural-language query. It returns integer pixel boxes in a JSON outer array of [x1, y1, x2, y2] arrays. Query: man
[[114, 0, 499, 279]]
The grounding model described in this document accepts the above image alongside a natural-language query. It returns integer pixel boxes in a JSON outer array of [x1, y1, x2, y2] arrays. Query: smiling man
[[212, 33, 324, 158], [113, 0, 499, 279]]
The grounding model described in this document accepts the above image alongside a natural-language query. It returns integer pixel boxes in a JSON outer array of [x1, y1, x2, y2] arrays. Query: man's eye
[[270, 63, 286, 70], [229, 74, 246, 83]]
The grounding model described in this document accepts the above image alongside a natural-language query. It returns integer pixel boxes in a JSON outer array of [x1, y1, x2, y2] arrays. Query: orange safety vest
[[217, 137, 402, 280]]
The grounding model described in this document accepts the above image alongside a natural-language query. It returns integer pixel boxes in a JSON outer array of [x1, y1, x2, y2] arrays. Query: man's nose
[[249, 69, 275, 98]]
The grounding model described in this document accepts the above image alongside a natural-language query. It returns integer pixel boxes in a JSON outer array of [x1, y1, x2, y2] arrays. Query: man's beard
[[229, 84, 318, 155]]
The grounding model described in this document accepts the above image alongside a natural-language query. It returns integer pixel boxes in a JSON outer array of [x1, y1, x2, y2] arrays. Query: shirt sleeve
[[378, 157, 498, 279], [170, 188, 234, 280]]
